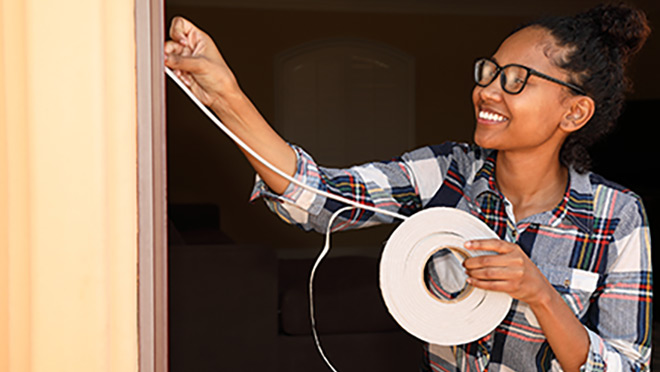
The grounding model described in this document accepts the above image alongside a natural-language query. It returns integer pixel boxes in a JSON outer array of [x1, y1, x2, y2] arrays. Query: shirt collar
[[468, 150, 595, 234], [470, 148, 499, 199], [550, 167, 594, 233]]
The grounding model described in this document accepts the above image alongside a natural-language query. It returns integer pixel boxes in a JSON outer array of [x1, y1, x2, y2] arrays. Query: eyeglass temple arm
[[530, 70, 586, 95]]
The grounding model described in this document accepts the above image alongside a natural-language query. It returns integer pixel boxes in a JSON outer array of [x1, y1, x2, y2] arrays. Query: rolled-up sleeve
[[250, 145, 327, 228], [250, 144, 423, 233]]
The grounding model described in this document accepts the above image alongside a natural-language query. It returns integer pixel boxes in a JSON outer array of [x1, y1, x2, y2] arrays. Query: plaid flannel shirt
[[251, 142, 652, 371]]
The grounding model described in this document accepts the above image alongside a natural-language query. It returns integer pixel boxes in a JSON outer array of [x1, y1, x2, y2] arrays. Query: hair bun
[[582, 3, 651, 61]]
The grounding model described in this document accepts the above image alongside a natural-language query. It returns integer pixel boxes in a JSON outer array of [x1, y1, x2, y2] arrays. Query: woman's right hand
[[163, 16, 297, 194], [164, 16, 239, 110]]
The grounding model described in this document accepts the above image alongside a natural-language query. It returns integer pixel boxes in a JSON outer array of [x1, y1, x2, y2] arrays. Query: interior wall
[[165, 5, 659, 253]]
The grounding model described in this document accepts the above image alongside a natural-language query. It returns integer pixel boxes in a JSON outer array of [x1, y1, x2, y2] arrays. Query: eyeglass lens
[[475, 59, 529, 94]]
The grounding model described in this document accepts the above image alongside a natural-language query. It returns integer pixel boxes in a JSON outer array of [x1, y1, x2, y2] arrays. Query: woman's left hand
[[463, 239, 553, 306]]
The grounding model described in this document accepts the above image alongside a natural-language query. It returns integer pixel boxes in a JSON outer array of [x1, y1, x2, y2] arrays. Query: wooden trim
[[136, 0, 168, 370]]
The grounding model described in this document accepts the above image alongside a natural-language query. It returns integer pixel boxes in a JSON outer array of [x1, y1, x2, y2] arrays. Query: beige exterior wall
[[0, 0, 139, 370]]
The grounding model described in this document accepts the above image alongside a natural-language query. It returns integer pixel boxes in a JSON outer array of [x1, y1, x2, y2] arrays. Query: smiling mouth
[[478, 110, 509, 123]]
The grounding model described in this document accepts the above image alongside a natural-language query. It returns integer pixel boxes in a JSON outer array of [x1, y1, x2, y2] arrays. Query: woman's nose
[[477, 78, 504, 102]]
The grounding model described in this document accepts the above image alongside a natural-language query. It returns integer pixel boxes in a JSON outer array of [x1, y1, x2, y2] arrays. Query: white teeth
[[479, 110, 507, 122]]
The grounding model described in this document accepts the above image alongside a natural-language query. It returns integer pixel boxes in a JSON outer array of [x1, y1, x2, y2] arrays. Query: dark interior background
[[164, 0, 659, 368]]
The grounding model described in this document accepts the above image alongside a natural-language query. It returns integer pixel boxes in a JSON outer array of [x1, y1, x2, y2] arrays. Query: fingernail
[[464, 241, 474, 248]]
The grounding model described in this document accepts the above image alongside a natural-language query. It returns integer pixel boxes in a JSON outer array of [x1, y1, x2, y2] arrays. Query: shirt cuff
[[579, 329, 607, 372], [249, 144, 326, 217]]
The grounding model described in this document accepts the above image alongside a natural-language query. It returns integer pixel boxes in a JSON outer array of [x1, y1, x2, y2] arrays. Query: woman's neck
[[495, 150, 569, 222]]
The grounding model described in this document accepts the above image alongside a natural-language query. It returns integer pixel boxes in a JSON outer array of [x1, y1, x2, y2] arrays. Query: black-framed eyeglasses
[[474, 57, 587, 96]]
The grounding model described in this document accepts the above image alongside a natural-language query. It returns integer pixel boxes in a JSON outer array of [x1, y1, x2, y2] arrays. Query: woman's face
[[472, 27, 576, 156]]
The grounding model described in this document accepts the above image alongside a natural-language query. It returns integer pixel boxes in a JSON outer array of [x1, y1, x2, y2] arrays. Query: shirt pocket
[[537, 264, 600, 318]]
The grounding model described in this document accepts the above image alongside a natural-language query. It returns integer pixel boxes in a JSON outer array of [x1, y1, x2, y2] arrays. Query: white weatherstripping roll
[[380, 207, 513, 345]]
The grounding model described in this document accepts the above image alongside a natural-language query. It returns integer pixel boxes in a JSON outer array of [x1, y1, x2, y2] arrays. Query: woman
[[165, 3, 652, 371]]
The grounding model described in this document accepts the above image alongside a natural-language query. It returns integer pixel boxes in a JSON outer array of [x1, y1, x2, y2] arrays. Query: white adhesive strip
[[380, 207, 512, 345], [309, 206, 357, 372], [164, 67, 407, 222], [165, 68, 512, 367]]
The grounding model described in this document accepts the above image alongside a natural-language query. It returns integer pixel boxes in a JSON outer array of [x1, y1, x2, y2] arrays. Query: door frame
[[136, 0, 168, 371]]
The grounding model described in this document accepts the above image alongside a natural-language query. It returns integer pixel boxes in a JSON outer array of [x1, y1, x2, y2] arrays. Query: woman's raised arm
[[164, 16, 296, 194]]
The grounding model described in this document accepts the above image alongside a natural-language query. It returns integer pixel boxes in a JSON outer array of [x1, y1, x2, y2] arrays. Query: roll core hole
[[423, 246, 472, 303]]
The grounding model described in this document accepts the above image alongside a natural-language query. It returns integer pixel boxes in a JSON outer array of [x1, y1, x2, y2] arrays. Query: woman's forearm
[[211, 87, 297, 195], [530, 287, 590, 372]]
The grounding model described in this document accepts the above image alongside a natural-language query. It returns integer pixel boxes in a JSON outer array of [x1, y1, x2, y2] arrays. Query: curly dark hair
[[524, 3, 651, 173]]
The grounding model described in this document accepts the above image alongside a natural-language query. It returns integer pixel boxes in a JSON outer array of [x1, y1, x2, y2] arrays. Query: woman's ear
[[560, 96, 595, 133]]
